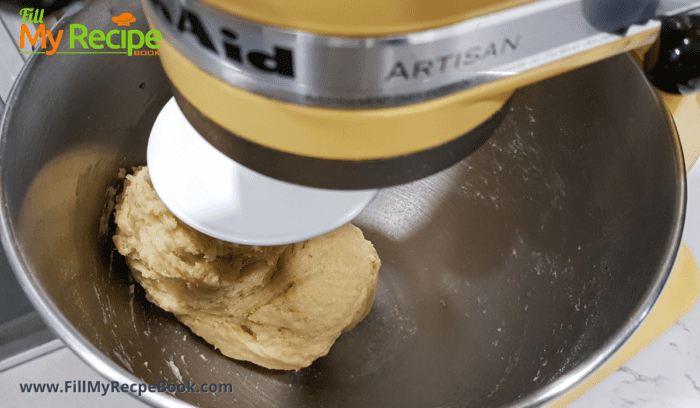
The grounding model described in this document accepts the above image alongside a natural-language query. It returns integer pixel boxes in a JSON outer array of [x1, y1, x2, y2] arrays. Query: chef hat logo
[[112, 12, 136, 27]]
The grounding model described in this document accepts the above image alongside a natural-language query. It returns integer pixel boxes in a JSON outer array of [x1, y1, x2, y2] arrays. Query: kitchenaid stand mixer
[[142, 0, 700, 245], [1, 0, 699, 405]]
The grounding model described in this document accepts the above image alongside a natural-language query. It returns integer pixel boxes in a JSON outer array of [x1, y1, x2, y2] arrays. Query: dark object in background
[[582, 0, 659, 34], [645, 13, 700, 94]]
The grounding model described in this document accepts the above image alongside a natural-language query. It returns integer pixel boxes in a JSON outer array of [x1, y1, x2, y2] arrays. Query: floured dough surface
[[113, 167, 380, 370]]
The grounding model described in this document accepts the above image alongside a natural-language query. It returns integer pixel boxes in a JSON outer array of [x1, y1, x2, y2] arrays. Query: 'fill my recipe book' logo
[[19, 8, 161, 56]]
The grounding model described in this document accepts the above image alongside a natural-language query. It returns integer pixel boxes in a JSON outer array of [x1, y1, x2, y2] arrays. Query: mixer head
[[144, 0, 700, 244]]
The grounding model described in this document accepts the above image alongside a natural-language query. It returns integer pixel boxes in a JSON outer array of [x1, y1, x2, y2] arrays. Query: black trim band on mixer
[[172, 87, 512, 190]]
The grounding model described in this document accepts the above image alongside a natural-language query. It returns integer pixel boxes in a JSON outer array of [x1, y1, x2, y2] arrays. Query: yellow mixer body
[[142, 0, 684, 189]]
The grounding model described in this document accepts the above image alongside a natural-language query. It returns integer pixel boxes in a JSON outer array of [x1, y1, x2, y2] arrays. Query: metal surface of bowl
[[0, 0, 686, 406]]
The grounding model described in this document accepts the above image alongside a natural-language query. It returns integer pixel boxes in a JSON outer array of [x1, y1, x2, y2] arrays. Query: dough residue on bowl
[[112, 166, 381, 370]]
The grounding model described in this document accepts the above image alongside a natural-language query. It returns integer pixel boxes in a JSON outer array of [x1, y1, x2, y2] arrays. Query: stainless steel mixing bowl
[[0, 1, 686, 406]]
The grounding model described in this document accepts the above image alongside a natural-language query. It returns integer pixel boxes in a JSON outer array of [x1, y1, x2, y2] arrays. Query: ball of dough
[[113, 167, 380, 370]]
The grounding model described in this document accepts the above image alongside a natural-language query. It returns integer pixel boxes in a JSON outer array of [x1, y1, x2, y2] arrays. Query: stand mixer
[[142, 0, 700, 245], [1, 0, 698, 405]]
